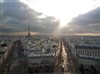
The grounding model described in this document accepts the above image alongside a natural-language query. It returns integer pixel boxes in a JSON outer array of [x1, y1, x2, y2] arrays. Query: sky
[[0, 0, 100, 35]]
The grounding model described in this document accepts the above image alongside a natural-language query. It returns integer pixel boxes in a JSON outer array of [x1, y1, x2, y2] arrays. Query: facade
[[0, 42, 10, 73], [27, 45, 56, 68], [28, 54, 55, 67], [0, 43, 9, 64], [72, 45, 100, 71]]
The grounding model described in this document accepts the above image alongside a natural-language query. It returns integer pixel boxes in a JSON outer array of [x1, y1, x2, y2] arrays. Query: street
[[54, 39, 71, 74]]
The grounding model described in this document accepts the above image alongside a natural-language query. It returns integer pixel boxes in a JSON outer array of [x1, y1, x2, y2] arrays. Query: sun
[[59, 19, 70, 28], [20, 0, 100, 28]]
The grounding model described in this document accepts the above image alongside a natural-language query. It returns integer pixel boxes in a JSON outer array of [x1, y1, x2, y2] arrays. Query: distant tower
[[28, 25, 31, 35]]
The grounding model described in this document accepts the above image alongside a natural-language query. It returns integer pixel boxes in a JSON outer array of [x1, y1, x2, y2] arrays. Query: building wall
[[28, 56, 54, 67], [73, 45, 100, 71]]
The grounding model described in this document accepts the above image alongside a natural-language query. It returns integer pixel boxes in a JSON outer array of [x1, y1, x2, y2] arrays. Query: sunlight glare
[[20, 0, 100, 28]]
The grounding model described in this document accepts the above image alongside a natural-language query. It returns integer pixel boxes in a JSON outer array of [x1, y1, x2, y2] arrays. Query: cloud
[[0, 0, 59, 34], [3, 0, 20, 2], [0, 0, 100, 35], [67, 7, 100, 34]]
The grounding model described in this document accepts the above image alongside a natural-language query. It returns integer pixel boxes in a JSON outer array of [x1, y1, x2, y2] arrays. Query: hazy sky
[[0, 0, 100, 35]]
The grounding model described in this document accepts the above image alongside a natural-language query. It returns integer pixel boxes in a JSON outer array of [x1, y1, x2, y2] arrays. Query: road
[[63, 39, 78, 74], [54, 40, 71, 74]]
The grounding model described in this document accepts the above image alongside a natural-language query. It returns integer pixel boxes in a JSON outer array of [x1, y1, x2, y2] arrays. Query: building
[[27, 42, 56, 68], [0, 42, 9, 73], [72, 45, 100, 72], [22, 34, 59, 73]]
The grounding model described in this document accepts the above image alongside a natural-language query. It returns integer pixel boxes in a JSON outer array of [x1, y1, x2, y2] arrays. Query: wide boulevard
[[54, 39, 77, 74]]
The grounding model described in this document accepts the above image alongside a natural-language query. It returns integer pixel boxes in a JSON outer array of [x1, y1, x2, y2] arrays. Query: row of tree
[[79, 64, 98, 74]]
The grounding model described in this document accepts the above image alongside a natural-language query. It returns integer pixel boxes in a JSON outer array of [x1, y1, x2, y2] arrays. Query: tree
[[79, 64, 85, 74], [90, 65, 97, 74]]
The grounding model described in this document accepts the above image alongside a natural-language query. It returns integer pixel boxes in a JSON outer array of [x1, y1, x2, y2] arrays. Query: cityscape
[[0, 0, 100, 74]]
